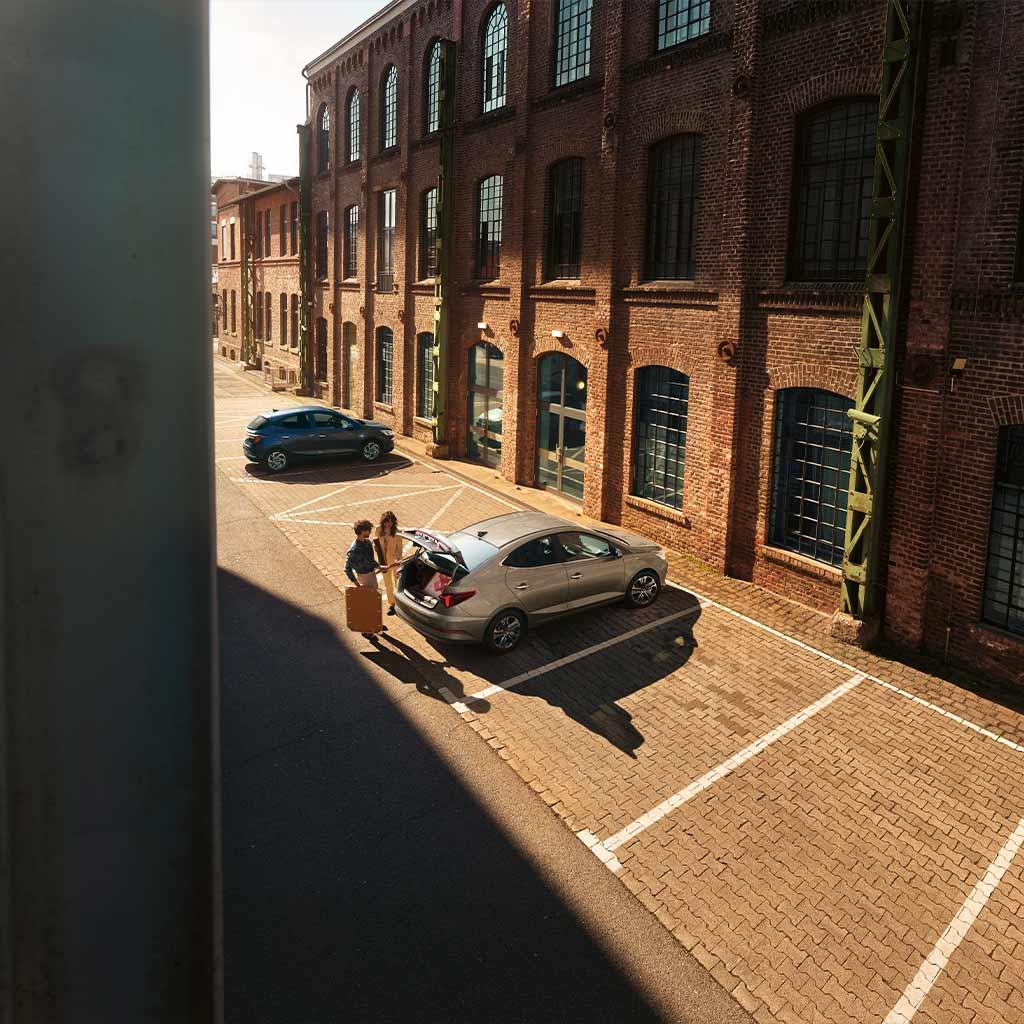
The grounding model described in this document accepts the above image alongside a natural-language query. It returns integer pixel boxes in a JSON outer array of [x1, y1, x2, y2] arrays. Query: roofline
[[302, 0, 418, 77]]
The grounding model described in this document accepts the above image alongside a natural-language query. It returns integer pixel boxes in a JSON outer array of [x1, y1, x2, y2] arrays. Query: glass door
[[467, 343, 504, 467], [535, 353, 587, 501], [342, 323, 357, 410]]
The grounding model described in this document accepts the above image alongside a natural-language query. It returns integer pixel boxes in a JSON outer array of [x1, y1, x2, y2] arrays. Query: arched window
[[770, 388, 854, 566], [554, 0, 592, 88], [546, 158, 584, 279], [646, 135, 702, 281], [632, 367, 689, 510], [420, 187, 438, 280], [417, 332, 435, 419], [789, 99, 877, 281], [482, 5, 508, 113], [657, 0, 710, 51], [424, 41, 442, 134], [476, 175, 503, 279], [983, 425, 1024, 635], [317, 103, 330, 174], [347, 89, 360, 163], [468, 343, 504, 467], [376, 327, 394, 404], [381, 65, 398, 151]]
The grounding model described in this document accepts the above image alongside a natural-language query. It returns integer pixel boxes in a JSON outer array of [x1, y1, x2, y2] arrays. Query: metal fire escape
[[839, 0, 924, 623]]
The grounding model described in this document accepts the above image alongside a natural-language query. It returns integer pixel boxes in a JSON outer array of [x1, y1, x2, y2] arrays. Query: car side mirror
[[613, 549, 622, 558]]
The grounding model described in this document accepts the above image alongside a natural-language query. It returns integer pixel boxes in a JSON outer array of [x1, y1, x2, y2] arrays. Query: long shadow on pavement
[[219, 568, 667, 1024]]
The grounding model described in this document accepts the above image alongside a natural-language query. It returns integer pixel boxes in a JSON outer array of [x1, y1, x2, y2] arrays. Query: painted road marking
[[580, 674, 866, 870], [449, 602, 710, 714], [278, 484, 461, 521], [397, 447, 524, 511], [883, 813, 1024, 1024], [666, 582, 1024, 757], [424, 485, 466, 529]]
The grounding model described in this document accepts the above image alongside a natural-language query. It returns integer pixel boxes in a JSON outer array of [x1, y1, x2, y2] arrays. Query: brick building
[[290, 0, 1023, 686], [212, 177, 304, 387]]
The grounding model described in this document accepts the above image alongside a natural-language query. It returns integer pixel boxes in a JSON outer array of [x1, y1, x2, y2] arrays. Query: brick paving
[[215, 359, 1024, 1024]]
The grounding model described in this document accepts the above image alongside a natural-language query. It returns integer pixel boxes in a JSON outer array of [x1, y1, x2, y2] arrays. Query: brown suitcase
[[345, 586, 382, 633]]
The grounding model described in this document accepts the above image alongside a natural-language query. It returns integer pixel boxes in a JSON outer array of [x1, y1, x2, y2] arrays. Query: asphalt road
[[216, 420, 751, 1024]]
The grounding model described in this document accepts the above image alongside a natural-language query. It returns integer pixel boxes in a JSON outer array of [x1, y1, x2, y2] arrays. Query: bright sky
[[210, 0, 379, 179]]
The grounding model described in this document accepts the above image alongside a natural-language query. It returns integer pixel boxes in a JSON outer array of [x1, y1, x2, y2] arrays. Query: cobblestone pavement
[[215, 359, 1024, 1024]]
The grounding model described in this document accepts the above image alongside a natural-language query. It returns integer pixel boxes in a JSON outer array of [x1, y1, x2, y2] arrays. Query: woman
[[374, 510, 405, 616]]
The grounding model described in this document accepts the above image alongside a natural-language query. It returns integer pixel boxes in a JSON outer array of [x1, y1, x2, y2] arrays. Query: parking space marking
[[587, 673, 865, 864], [668, 582, 1024, 757], [883, 813, 1024, 1024], [279, 484, 462, 521], [449, 601, 710, 713], [397, 447, 524, 511], [424, 485, 466, 529]]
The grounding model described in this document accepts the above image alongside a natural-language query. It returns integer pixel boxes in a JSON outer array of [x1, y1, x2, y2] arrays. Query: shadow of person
[[362, 631, 492, 713]]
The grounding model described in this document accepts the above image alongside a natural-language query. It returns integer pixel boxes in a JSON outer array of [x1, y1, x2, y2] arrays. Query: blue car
[[243, 406, 395, 473]]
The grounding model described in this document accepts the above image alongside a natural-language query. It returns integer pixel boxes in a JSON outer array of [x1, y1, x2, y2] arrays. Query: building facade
[[290, 0, 1023, 686]]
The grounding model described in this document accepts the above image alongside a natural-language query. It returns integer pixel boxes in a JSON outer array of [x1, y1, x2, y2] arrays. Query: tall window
[[221, 225, 227, 261], [425, 41, 442, 134], [790, 99, 878, 281], [554, 0, 592, 87], [221, 289, 227, 331], [476, 175, 503, 279], [344, 205, 360, 279], [290, 294, 298, 348], [381, 66, 398, 151], [315, 318, 328, 383], [279, 204, 287, 256], [289, 202, 298, 255], [378, 189, 396, 290], [983, 425, 1024, 636], [657, 0, 710, 50], [264, 209, 271, 258], [256, 214, 263, 259], [632, 367, 690, 510], [255, 290, 263, 338], [347, 90, 360, 162], [265, 292, 272, 342], [279, 293, 287, 347], [546, 158, 583, 279], [230, 222, 236, 260], [770, 388, 854, 567], [482, 5, 508, 112], [230, 290, 237, 333], [317, 103, 330, 174], [376, 327, 394, 404], [420, 187, 438, 279], [315, 210, 329, 280], [418, 332, 435, 419], [646, 135, 701, 280]]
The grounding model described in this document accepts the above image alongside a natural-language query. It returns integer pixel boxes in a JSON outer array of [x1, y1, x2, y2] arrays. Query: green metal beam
[[297, 122, 314, 393], [840, 0, 924, 620]]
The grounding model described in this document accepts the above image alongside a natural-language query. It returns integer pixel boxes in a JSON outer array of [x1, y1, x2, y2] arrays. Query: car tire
[[484, 609, 526, 654], [361, 439, 383, 462], [264, 448, 289, 473], [625, 570, 661, 608]]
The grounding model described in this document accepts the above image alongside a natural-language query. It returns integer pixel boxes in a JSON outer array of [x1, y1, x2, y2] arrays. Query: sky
[[210, 0, 379, 179]]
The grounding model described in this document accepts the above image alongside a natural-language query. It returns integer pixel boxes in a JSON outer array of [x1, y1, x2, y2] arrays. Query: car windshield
[[447, 532, 498, 572], [247, 415, 268, 429]]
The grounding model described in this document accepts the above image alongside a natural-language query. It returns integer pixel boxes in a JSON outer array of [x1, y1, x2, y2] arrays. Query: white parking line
[[397, 447, 523, 511], [883, 813, 1024, 1024], [423, 485, 465, 529], [279, 484, 461, 521], [449, 602, 709, 713]]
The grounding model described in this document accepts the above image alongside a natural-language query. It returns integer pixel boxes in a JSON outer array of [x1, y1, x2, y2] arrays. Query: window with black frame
[[290, 201, 298, 255], [632, 366, 689, 510], [554, 0, 592, 88], [378, 190, 395, 290], [264, 208, 271, 257], [317, 103, 330, 174], [789, 99, 878, 282], [420, 188, 438, 280], [646, 135, 701, 280], [255, 291, 262, 338], [264, 292, 272, 342], [348, 89, 360, 162], [279, 293, 287, 347], [770, 388, 854, 566], [482, 5, 508, 112], [425, 41, 441, 134], [290, 294, 298, 347], [231, 290, 236, 333], [344, 205, 359, 279], [222, 289, 227, 331], [279, 204, 287, 256], [546, 158, 583, 279], [417, 332, 435, 419], [381, 66, 398, 151], [656, 0, 710, 51], [315, 210, 329, 280], [376, 327, 394, 404], [983, 425, 1024, 636], [315, 318, 328, 382], [477, 176, 503, 280]]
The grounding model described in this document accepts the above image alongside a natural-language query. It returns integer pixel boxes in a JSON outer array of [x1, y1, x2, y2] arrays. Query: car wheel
[[264, 448, 289, 473], [625, 570, 660, 608], [485, 609, 525, 654], [361, 439, 383, 462]]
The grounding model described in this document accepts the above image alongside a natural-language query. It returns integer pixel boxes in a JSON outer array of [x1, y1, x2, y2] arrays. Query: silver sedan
[[394, 511, 669, 653]]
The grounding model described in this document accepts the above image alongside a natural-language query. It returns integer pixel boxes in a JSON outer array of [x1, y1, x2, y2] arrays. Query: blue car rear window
[[247, 415, 268, 429]]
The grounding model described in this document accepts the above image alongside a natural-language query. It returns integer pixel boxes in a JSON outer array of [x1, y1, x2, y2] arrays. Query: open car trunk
[[397, 529, 469, 608]]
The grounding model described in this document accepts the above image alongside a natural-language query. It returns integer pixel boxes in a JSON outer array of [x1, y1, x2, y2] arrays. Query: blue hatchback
[[243, 406, 395, 473]]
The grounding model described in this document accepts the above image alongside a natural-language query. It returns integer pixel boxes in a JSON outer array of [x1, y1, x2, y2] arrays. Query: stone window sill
[[374, 401, 394, 414], [625, 494, 692, 527], [414, 416, 433, 428], [761, 544, 842, 580]]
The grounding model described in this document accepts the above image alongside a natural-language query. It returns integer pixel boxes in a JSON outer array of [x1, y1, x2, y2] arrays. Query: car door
[[273, 411, 313, 454], [503, 535, 569, 622], [557, 532, 625, 610], [309, 410, 357, 455]]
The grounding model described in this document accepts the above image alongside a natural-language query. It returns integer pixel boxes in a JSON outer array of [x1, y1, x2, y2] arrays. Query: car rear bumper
[[242, 440, 263, 461], [394, 596, 485, 644]]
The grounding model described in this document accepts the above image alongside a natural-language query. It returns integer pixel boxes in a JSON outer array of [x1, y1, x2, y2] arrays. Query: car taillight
[[247, 434, 263, 443], [440, 589, 476, 609]]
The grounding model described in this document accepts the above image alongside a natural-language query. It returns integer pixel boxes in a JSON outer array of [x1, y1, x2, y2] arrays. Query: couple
[[344, 510, 406, 638]]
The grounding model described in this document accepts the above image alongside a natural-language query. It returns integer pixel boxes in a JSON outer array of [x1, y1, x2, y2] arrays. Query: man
[[345, 519, 384, 638]]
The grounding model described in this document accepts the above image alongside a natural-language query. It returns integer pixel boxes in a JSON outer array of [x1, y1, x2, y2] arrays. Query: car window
[[336, 416, 355, 429], [504, 535, 562, 569], [311, 411, 337, 426], [559, 532, 615, 561], [247, 415, 268, 430], [275, 413, 308, 429]]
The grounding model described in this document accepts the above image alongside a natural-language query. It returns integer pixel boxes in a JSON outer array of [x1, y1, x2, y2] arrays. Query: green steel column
[[297, 122, 314, 392], [430, 39, 457, 455], [840, 0, 924, 622], [241, 200, 255, 366]]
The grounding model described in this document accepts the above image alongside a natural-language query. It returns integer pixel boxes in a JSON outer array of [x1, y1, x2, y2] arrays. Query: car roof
[[455, 511, 577, 548], [261, 406, 342, 420]]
